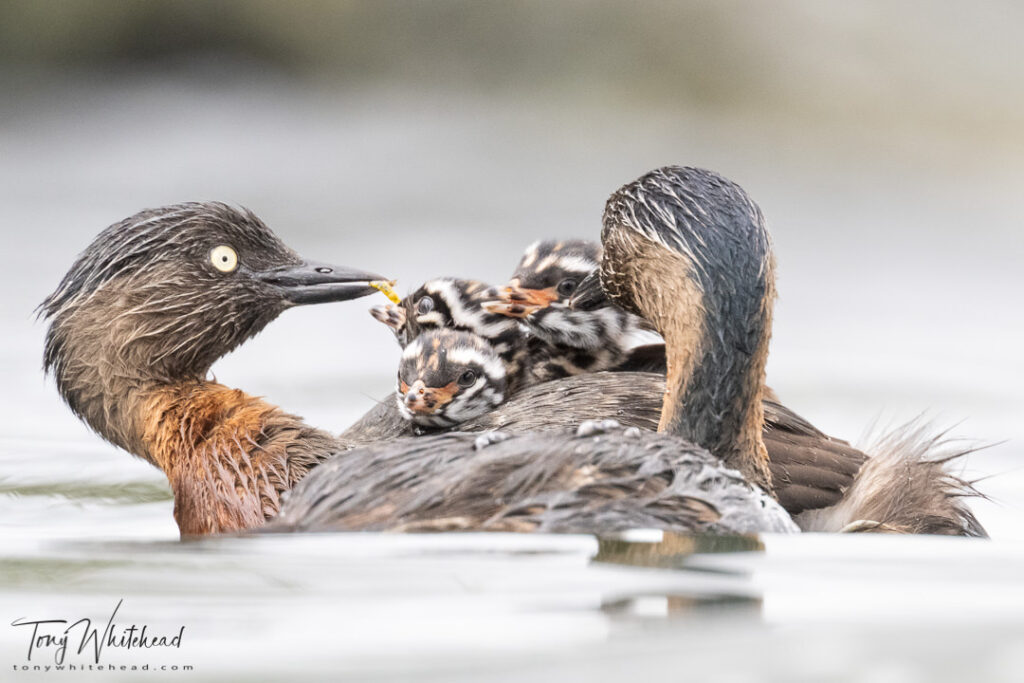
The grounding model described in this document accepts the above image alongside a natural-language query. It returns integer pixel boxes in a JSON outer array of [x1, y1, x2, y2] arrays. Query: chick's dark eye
[[416, 296, 434, 315], [457, 370, 477, 387], [557, 279, 577, 297]]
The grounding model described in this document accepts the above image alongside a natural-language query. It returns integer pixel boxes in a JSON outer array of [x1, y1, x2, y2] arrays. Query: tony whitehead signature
[[10, 600, 184, 664]]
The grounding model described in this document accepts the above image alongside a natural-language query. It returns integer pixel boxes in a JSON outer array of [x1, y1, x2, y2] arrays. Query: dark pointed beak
[[568, 270, 606, 311], [257, 260, 388, 305]]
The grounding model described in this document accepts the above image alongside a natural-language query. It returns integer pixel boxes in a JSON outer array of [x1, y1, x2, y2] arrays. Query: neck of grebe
[[609, 231, 775, 492], [64, 359, 334, 535], [138, 380, 296, 535], [661, 304, 774, 493]]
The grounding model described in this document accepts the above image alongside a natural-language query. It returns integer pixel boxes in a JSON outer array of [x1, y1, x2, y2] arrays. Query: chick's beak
[[257, 259, 387, 305], [402, 380, 458, 415], [482, 286, 558, 318]]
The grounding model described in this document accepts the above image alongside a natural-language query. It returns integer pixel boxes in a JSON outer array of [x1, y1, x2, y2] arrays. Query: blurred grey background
[[1, 0, 1022, 535]]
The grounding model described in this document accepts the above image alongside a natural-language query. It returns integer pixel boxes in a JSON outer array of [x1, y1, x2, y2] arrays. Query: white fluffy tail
[[796, 422, 987, 537]]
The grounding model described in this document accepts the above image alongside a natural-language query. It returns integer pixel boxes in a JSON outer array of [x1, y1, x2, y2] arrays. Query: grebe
[[484, 238, 660, 373], [41, 174, 984, 537], [271, 166, 805, 533], [349, 272, 869, 517], [370, 276, 625, 390], [370, 278, 517, 352], [335, 168, 984, 536], [39, 202, 386, 535], [396, 329, 507, 428]]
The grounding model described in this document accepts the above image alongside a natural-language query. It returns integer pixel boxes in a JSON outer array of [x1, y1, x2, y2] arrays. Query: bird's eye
[[210, 245, 239, 273], [416, 296, 435, 315], [457, 370, 477, 387], [557, 279, 577, 297]]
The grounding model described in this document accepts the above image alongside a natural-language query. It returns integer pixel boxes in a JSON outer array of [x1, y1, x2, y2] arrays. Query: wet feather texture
[[37, 203, 359, 534], [281, 166, 798, 533], [272, 422, 797, 534], [37, 171, 987, 538]]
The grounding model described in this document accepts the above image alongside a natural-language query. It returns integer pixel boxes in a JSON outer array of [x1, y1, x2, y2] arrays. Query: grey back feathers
[[273, 421, 798, 535], [338, 370, 986, 537]]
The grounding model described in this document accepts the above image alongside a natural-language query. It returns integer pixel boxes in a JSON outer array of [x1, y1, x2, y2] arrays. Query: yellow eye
[[210, 245, 238, 273]]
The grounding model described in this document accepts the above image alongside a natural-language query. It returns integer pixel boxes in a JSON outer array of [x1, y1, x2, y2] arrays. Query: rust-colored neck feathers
[[138, 381, 339, 535], [44, 273, 341, 535]]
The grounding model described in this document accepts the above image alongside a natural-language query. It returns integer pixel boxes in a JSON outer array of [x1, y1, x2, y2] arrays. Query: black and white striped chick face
[[396, 329, 507, 428], [484, 239, 652, 353], [370, 278, 522, 355], [505, 239, 599, 312]]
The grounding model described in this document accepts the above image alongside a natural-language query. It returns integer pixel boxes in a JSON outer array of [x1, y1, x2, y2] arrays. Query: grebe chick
[[397, 329, 507, 428], [488, 240, 650, 346], [369, 276, 590, 391], [40, 202, 387, 536], [483, 239, 664, 374], [272, 166, 798, 533], [485, 239, 601, 338], [369, 277, 517, 351]]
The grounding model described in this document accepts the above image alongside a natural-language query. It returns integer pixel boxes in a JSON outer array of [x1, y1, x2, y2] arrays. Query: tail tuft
[[796, 420, 988, 537]]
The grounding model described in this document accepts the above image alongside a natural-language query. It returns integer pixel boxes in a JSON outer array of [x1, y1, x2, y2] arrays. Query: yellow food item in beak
[[370, 279, 402, 304]]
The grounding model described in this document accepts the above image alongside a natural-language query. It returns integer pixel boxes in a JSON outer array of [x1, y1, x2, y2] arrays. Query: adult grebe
[[348, 247, 872, 519], [39, 203, 386, 535], [270, 166, 800, 533], [333, 168, 985, 536], [358, 257, 864, 516]]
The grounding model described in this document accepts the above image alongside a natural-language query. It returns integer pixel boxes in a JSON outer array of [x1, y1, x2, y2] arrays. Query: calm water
[[1, 74, 1023, 681]]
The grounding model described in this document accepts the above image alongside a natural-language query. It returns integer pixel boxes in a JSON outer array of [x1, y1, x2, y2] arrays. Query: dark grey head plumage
[[40, 203, 304, 384], [41, 203, 293, 316], [40, 202, 383, 449], [601, 165, 772, 321]]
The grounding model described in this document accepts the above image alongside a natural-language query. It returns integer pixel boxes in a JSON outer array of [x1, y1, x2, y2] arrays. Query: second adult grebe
[[272, 167, 801, 533]]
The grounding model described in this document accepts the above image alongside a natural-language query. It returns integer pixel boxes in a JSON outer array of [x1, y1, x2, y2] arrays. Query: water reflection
[[596, 532, 765, 570], [601, 593, 760, 622], [595, 533, 764, 621]]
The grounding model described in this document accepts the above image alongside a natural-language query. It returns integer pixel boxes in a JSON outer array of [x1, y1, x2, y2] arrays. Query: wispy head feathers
[[603, 165, 771, 293], [40, 203, 303, 441]]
